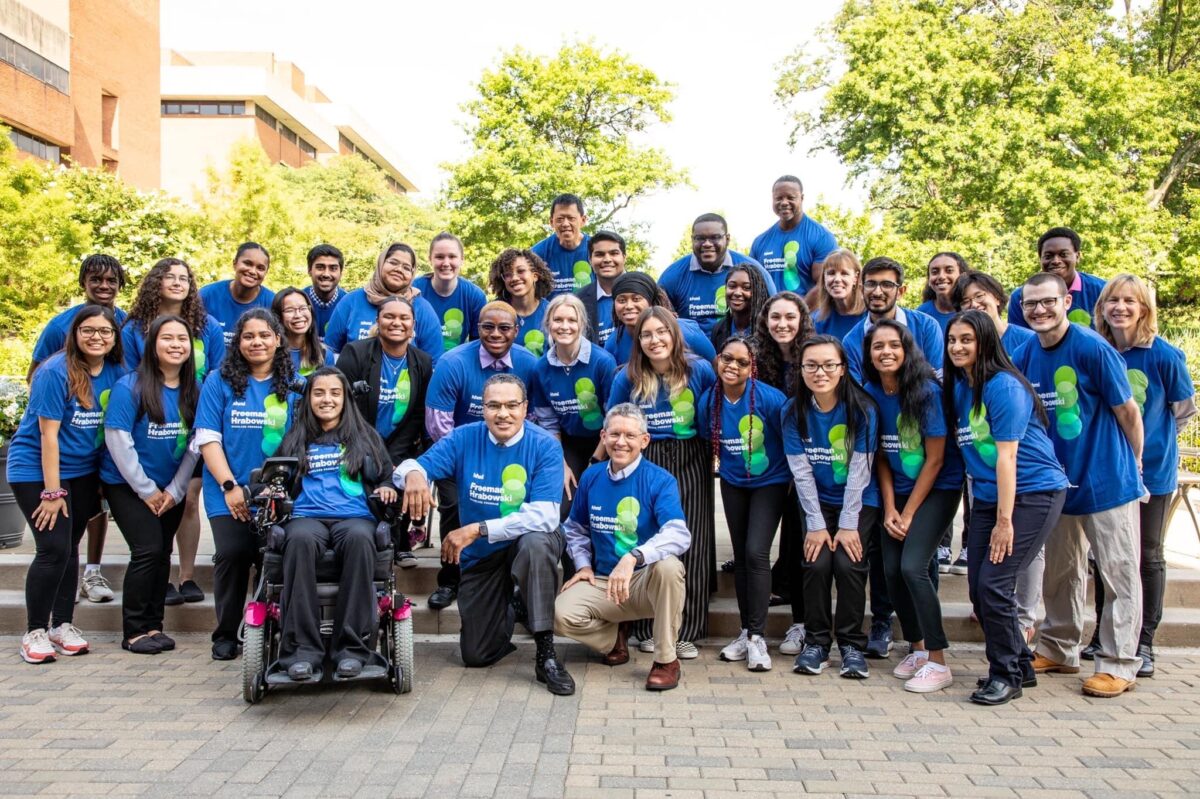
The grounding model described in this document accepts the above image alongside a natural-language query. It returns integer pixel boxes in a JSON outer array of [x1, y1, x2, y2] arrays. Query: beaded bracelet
[[39, 488, 68, 501]]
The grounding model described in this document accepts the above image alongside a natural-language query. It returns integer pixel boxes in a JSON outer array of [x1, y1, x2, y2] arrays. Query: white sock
[[84, 564, 101, 574], [911, 649, 929, 660]]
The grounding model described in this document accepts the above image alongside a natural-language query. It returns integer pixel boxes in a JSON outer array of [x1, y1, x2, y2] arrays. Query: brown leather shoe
[[646, 659, 680, 691], [604, 622, 632, 666], [1032, 653, 1080, 674], [1082, 672, 1135, 697]]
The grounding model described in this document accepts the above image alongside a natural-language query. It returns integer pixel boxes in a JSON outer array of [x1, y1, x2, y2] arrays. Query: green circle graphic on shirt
[[573, 260, 591, 290], [671, 389, 697, 437], [1127, 368, 1148, 415], [443, 308, 464, 351], [338, 446, 365, 497], [194, 338, 207, 380], [715, 286, 727, 316], [967, 404, 998, 467], [173, 422, 189, 461], [575, 377, 603, 430], [499, 464, 528, 516], [783, 241, 801, 291], [94, 389, 111, 447], [262, 394, 287, 455], [391, 369, 411, 424], [1052, 365, 1082, 440], [897, 413, 925, 479], [828, 423, 849, 484], [524, 329, 545, 357], [615, 496, 640, 552], [737, 413, 769, 475], [1068, 308, 1091, 325]]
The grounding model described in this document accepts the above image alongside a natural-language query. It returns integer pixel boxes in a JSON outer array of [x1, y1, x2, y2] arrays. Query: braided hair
[[708, 336, 759, 479], [711, 264, 771, 352]]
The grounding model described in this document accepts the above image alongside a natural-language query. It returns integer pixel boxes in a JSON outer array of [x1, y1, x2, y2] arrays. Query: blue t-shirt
[[292, 442, 373, 520], [917, 300, 957, 333], [415, 422, 563, 570], [608, 360, 717, 441], [843, 308, 945, 382], [864, 379, 964, 496], [7, 353, 125, 482], [749, 216, 838, 295], [375, 353, 412, 441], [194, 373, 295, 518], [515, 299, 549, 357], [657, 252, 777, 337], [781, 397, 881, 508], [425, 340, 538, 427], [412, 275, 487, 352], [951, 372, 1068, 504], [198, 281, 276, 346], [569, 459, 686, 576], [1001, 323, 1036, 357], [697, 379, 790, 487], [1012, 325, 1142, 514], [323, 288, 443, 366], [603, 317, 717, 367], [532, 233, 592, 296], [813, 308, 867, 341], [99, 373, 193, 489], [595, 292, 615, 345], [122, 315, 226, 383], [303, 285, 346, 338], [1122, 338, 1194, 495], [1008, 270, 1107, 329], [530, 344, 618, 438], [31, 304, 128, 365], [288, 346, 337, 377]]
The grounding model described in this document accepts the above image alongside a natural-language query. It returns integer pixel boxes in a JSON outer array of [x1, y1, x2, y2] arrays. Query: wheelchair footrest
[[265, 667, 325, 686], [332, 665, 387, 682]]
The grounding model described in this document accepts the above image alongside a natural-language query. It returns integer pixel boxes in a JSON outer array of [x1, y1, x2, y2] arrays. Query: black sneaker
[[936, 547, 952, 574], [164, 583, 184, 606], [1137, 644, 1155, 678], [179, 580, 205, 603], [429, 585, 457, 610], [1081, 634, 1101, 661], [866, 620, 893, 659], [950, 549, 969, 575], [793, 644, 830, 675], [395, 551, 418, 569], [839, 645, 869, 679], [720, 559, 735, 574]]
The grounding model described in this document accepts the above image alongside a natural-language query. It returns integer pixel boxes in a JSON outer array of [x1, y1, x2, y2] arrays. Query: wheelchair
[[239, 457, 415, 704]]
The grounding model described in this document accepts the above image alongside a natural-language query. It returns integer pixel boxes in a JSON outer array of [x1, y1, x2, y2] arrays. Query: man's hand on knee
[[561, 566, 596, 593]]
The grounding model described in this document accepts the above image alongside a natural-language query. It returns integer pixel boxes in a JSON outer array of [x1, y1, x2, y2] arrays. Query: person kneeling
[[275, 367, 396, 682], [555, 404, 689, 691]]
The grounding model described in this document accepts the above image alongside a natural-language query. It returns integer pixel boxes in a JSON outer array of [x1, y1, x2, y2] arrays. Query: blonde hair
[[627, 307, 689, 404], [815, 248, 866, 322], [543, 293, 589, 339], [1094, 273, 1157, 348]]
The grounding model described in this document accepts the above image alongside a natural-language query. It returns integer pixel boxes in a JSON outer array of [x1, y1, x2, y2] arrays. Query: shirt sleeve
[[921, 317, 945, 378], [410, 432, 460, 483], [323, 298, 351, 352], [748, 258, 778, 297], [609, 371, 631, 407], [194, 373, 226, 434], [30, 314, 66, 364], [413, 300, 443, 368], [424, 408, 454, 442], [532, 405, 561, 434], [486, 434, 564, 540], [204, 317, 227, 375], [105, 429, 159, 499], [165, 447, 200, 503], [683, 322, 717, 362], [564, 473, 594, 569], [838, 449, 873, 531], [787, 452, 827, 532], [635, 473, 690, 564], [425, 355, 460, 413], [1007, 288, 1029, 330], [27, 361, 68, 421], [844, 330, 865, 383], [596, 355, 617, 410], [121, 325, 142, 371], [1090, 336, 1134, 408], [986, 377, 1032, 442]]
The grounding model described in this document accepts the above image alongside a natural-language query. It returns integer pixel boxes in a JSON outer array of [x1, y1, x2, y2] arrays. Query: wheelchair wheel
[[242, 624, 268, 704], [390, 615, 413, 694]]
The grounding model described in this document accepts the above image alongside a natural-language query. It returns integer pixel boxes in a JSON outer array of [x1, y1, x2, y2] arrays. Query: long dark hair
[[272, 287, 326, 371], [124, 258, 208, 335], [942, 310, 1047, 427], [861, 319, 936, 426], [921, 251, 971, 303], [791, 335, 877, 457], [709, 336, 760, 478], [219, 308, 294, 401], [137, 315, 199, 427], [64, 305, 124, 410], [712, 264, 771, 350], [278, 367, 391, 481], [755, 291, 814, 393]]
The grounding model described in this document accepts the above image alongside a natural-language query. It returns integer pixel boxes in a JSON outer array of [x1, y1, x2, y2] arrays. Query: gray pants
[[1037, 502, 1143, 680], [458, 528, 565, 667], [1015, 547, 1045, 632]]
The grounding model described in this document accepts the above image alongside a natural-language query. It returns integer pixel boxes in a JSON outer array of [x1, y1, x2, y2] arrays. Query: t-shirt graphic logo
[[897, 413, 925, 478], [262, 394, 287, 455], [173, 422, 189, 460], [93, 389, 111, 447], [1053, 365, 1083, 439], [442, 309, 464, 352], [714, 286, 727, 316], [1127, 368, 1148, 415], [738, 413, 769, 476], [1068, 308, 1091, 326], [968, 404, 998, 467], [499, 464, 527, 516], [391, 369, 411, 425], [575, 377, 603, 430], [671, 389, 697, 437], [194, 338, 207, 380], [337, 446, 365, 497], [573, 260, 591, 290], [615, 496, 640, 553], [783, 240, 801, 291], [829, 423, 849, 484], [524, 329, 545, 357]]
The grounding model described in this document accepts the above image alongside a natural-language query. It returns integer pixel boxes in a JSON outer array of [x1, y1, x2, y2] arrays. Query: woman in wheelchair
[[273, 366, 397, 682]]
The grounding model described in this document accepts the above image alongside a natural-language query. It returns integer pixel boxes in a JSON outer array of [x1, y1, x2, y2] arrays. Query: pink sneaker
[[904, 663, 953, 693], [892, 651, 929, 679]]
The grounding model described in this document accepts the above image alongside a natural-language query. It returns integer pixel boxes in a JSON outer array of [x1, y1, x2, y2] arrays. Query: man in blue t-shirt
[[657, 213, 777, 337], [396, 374, 574, 695], [531, 193, 592, 296], [749, 175, 838, 299], [303, 243, 346, 338], [574, 230, 627, 346], [1008, 227, 1107, 329], [1013, 272, 1145, 698], [842, 257, 945, 384], [554, 404, 690, 691]]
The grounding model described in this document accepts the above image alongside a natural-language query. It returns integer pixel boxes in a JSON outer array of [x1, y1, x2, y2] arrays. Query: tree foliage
[[777, 0, 1200, 302], [443, 42, 689, 275]]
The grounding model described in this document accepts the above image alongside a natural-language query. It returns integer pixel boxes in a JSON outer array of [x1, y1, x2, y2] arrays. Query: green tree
[[443, 42, 689, 276], [776, 0, 1200, 301]]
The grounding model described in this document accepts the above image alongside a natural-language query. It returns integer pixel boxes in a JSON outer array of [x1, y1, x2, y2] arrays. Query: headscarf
[[366, 243, 419, 306], [611, 271, 658, 304]]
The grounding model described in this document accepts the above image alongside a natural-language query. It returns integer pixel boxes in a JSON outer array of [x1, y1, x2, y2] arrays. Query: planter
[[0, 443, 26, 549]]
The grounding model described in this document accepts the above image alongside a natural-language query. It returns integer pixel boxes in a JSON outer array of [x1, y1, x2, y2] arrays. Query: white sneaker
[[779, 623, 806, 655], [675, 641, 699, 660], [892, 650, 929, 679], [638, 638, 655, 653], [747, 635, 772, 672], [719, 629, 749, 662], [80, 571, 114, 603], [904, 662, 953, 693], [48, 624, 89, 656], [20, 629, 56, 664]]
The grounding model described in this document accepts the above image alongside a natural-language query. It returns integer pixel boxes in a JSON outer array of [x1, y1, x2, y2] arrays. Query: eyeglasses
[[638, 329, 672, 342], [79, 326, 115, 340], [718, 353, 751, 368], [863, 280, 900, 292], [800, 361, 843, 374], [479, 322, 516, 334], [483, 400, 526, 412], [691, 234, 726, 244], [1020, 296, 1062, 312], [280, 307, 311, 317], [160, 274, 190, 284]]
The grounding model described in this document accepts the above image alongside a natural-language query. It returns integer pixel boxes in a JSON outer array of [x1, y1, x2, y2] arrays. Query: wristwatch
[[222, 479, 237, 492], [632, 549, 645, 567], [478, 520, 489, 539]]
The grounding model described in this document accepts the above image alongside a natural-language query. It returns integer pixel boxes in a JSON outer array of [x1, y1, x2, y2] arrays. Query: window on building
[[161, 101, 247, 116], [280, 126, 297, 145], [1, 33, 68, 93], [182, 103, 200, 115], [299, 138, 316, 158], [101, 92, 118, 150], [255, 105, 278, 129], [8, 128, 61, 163]]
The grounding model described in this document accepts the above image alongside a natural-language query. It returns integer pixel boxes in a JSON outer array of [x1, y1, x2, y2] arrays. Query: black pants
[[721, 480, 787, 636], [210, 514, 260, 645], [559, 434, 598, 582], [968, 489, 1066, 688], [880, 488, 959, 651], [436, 479, 460, 589], [104, 481, 186, 640], [458, 528, 565, 667], [804, 504, 879, 650], [14, 474, 101, 632], [867, 519, 893, 626], [278, 517, 377, 668], [771, 488, 806, 624], [1093, 492, 1170, 649]]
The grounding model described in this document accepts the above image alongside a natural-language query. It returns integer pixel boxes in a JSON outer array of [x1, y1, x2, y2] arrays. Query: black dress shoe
[[336, 658, 363, 679], [977, 674, 1037, 689], [164, 583, 184, 606], [179, 580, 205, 603], [1137, 644, 1155, 678], [288, 662, 315, 682], [429, 585, 458, 610], [970, 679, 1023, 706], [535, 657, 576, 696], [211, 640, 239, 661], [1081, 636, 1101, 661]]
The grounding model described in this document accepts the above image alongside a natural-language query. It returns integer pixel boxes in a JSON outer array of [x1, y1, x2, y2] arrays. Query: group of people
[[9, 180, 1195, 705]]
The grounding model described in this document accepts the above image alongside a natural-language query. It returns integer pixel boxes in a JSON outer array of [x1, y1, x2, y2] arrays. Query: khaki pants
[[554, 556, 685, 664], [1038, 501, 1143, 680]]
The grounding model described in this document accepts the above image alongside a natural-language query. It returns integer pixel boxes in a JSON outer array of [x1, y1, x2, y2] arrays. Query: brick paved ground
[[1, 635, 1199, 798]]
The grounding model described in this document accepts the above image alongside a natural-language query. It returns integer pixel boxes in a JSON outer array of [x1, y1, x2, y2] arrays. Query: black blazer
[[335, 338, 432, 465], [574, 281, 604, 345]]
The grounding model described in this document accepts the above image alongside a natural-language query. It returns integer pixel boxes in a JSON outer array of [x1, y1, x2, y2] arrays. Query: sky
[[160, 0, 866, 265]]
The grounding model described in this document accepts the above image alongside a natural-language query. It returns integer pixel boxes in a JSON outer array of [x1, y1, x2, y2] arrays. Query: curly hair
[[709, 336, 760, 479], [488, 248, 553, 302], [711, 264, 772, 352], [124, 258, 208, 336], [219, 308, 295, 401], [755, 291, 814, 394]]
